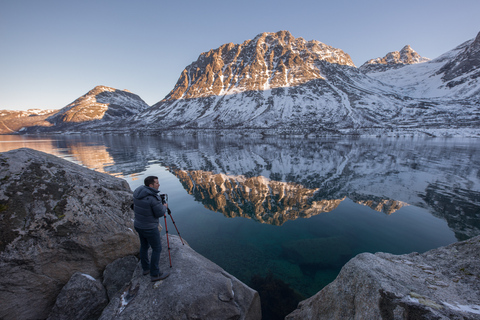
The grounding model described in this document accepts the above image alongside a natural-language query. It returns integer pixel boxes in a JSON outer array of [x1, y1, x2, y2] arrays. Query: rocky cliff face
[[0, 148, 138, 320], [162, 30, 355, 101], [286, 235, 480, 320], [438, 31, 480, 82]]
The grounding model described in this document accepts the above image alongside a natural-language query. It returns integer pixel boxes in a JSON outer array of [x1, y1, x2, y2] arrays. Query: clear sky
[[1, 0, 479, 110]]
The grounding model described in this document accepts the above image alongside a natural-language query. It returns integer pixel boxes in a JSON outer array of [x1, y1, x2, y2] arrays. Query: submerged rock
[[0, 148, 138, 320], [286, 235, 480, 320]]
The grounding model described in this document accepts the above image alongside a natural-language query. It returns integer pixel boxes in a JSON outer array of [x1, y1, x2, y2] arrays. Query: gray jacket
[[133, 185, 166, 229]]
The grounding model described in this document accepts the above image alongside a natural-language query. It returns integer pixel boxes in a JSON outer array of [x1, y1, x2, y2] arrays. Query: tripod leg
[[164, 215, 172, 268], [168, 211, 185, 245]]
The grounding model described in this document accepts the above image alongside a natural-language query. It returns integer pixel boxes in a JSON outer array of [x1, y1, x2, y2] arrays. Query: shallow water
[[1, 134, 479, 313]]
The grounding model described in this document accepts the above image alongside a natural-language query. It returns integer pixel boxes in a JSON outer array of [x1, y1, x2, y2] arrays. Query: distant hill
[[0, 109, 57, 134]]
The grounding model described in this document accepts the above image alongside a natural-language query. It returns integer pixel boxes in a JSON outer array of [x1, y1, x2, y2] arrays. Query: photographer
[[132, 176, 169, 282]]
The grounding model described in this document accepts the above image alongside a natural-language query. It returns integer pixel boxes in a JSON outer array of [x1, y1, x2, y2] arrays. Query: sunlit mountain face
[[171, 168, 410, 225]]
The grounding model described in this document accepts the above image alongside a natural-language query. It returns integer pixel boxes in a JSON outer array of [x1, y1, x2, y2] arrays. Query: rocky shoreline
[[286, 236, 480, 319], [0, 148, 260, 320]]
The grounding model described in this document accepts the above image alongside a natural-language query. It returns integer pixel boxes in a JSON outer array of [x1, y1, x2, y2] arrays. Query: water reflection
[[0, 135, 117, 174], [170, 168, 410, 225], [1, 134, 479, 241]]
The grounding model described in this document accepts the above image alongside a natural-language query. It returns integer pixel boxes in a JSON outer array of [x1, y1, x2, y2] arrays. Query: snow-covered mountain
[[359, 45, 430, 73], [134, 30, 479, 137], [47, 85, 149, 124], [8, 30, 480, 137], [18, 86, 150, 133], [161, 30, 355, 101], [363, 33, 480, 99]]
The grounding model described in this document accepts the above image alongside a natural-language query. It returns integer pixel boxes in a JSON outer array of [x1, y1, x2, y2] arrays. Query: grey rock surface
[[47, 272, 108, 320], [0, 148, 138, 320], [286, 235, 480, 320], [99, 235, 262, 320], [103, 255, 138, 300]]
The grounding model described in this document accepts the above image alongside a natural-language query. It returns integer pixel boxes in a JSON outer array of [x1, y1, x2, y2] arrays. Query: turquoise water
[[1, 134, 478, 317], [127, 164, 457, 297]]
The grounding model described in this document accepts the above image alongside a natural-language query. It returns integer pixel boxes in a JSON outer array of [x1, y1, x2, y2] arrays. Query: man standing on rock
[[133, 176, 170, 282]]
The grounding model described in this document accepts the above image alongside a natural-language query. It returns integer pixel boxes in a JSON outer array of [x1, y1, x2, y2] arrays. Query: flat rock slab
[[99, 235, 262, 320]]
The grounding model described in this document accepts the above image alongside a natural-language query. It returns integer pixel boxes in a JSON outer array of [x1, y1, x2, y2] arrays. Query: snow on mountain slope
[[364, 33, 480, 99], [359, 45, 430, 74]]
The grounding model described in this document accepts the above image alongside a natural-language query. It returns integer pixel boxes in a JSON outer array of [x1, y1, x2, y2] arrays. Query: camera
[[160, 194, 168, 204]]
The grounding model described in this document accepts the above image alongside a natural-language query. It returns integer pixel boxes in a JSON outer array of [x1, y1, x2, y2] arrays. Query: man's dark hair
[[144, 176, 158, 187]]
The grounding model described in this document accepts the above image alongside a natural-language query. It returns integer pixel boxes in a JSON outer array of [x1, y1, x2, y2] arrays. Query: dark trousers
[[134, 226, 162, 277]]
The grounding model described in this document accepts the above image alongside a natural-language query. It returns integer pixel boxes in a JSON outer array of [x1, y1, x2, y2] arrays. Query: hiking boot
[[151, 272, 170, 282], [143, 270, 150, 276]]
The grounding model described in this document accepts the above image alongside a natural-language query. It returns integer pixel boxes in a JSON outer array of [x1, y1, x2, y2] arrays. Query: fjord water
[[1, 135, 479, 301]]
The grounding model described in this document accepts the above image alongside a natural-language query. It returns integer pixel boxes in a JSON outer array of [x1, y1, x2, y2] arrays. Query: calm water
[[1, 134, 479, 316]]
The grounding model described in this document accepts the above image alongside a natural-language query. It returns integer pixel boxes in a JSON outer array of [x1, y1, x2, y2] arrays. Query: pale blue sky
[[1, 0, 479, 110]]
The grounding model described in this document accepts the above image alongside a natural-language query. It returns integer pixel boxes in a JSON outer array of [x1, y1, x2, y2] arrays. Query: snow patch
[[80, 273, 96, 281], [443, 302, 480, 315]]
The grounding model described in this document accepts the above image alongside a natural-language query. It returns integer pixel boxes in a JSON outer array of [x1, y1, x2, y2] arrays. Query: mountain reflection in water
[[171, 168, 410, 225], [1, 134, 479, 311]]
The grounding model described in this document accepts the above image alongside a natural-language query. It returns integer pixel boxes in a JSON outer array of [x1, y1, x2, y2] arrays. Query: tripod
[[164, 207, 185, 268]]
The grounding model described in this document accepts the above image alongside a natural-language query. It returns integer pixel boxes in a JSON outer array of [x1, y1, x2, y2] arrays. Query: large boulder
[[102, 255, 138, 300], [286, 235, 480, 320], [99, 235, 262, 320], [47, 272, 108, 320], [0, 148, 138, 320]]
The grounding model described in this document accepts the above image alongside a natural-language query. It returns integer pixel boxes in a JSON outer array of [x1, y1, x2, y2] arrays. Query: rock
[[0, 148, 138, 320], [286, 235, 480, 320], [103, 255, 138, 300], [47, 272, 108, 320], [99, 235, 262, 320]]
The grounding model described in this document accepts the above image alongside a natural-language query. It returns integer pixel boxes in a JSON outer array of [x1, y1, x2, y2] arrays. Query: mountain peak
[[46, 85, 149, 125], [161, 31, 355, 101], [363, 45, 429, 66], [359, 45, 430, 73], [399, 44, 413, 55]]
